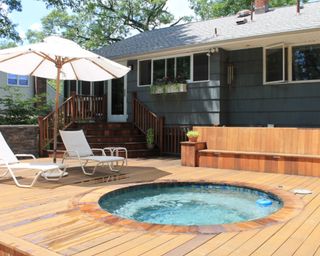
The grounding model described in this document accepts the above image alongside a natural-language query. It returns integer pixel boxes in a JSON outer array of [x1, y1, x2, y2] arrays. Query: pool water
[[99, 183, 282, 226]]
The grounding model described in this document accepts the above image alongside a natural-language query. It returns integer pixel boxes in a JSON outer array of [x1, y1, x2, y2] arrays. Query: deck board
[[0, 157, 319, 256]]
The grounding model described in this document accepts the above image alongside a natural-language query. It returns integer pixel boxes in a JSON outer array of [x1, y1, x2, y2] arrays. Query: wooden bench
[[181, 127, 320, 177]]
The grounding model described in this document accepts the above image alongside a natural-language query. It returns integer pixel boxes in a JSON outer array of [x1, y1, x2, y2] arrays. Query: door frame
[[107, 73, 128, 122]]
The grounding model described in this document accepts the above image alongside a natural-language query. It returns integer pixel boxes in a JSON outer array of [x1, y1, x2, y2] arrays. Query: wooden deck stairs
[[38, 93, 188, 158], [46, 122, 158, 158]]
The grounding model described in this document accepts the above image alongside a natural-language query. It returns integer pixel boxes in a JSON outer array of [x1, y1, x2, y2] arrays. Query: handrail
[[38, 94, 106, 156], [132, 92, 164, 152]]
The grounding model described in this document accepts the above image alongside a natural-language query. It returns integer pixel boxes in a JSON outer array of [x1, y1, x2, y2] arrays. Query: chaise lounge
[[0, 132, 67, 188], [59, 130, 127, 175]]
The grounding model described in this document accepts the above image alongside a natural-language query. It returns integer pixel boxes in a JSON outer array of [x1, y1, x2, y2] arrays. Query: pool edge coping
[[73, 180, 305, 234]]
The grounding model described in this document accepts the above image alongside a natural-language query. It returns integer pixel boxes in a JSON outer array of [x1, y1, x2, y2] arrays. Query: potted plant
[[146, 128, 155, 149], [186, 130, 200, 142]]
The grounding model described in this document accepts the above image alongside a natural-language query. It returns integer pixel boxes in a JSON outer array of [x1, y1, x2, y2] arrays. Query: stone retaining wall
[[0, 125, 39, 157]]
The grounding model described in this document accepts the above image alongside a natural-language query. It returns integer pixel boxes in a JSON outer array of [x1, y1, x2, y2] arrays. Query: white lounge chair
[[59, 130, 127, 175], [0, 132, 67, 188]]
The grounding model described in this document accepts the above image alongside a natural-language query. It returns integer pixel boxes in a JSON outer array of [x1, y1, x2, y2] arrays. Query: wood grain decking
[[0, 157, 319, 256]]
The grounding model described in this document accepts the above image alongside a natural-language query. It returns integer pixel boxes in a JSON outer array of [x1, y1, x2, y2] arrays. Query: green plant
[[47, 79, 64, 94], [150, 75, 188, 95], [186, 130, 200, 138], [146, 128, 154, 145], [0, 86, 51, 125]]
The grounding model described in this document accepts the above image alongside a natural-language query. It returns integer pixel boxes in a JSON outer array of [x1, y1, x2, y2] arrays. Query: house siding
[[126, 55, 222, 126], [0, 72, 34, 100], [222, 48, 320, 127]]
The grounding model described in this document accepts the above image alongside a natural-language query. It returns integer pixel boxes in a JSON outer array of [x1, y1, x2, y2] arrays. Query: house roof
[[97, 2, 320, 60]]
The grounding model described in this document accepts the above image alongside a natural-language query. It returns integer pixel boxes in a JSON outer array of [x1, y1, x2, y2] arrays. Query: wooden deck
[[0, 157, 320, 256]]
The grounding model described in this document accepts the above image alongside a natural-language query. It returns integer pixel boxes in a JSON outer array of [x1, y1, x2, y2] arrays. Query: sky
[[10, 0, 195, 40]]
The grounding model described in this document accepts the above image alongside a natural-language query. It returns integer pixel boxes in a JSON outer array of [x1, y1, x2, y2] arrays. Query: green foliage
[[31, 0, 191, 49], [0, 86, 51, 125], [186, 130, 199, 138], [146, 128, 154, 145], [47, 79, 64, 94], [26, 9, 101, 49], [189, 0, 308, 19], [0, 40, 17, 49], [0, 0, 22, 41], [150, 83, 187, 94]]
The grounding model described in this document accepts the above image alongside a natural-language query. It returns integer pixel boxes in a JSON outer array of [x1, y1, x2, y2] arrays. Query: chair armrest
[[103, 147, 114, 156], [113, 147, 128, 158], [91, 148, 106, 156], [104, 147, 128, 159], [15, 154, 36, 159]]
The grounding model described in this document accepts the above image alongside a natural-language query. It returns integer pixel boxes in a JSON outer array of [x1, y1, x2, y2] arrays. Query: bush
[[0, 86, 51, 125], [186, 130, 200, 138], [146, 128, 154, 145]]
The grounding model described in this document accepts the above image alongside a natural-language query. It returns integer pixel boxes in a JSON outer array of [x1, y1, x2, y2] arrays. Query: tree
[[26, 9, 128, 49], [0, 0, 22, 41], [0, 86, 51, 125], [34, 0, 190, 49], [189, 0, 308, 20], [0, 40, 17, 49]]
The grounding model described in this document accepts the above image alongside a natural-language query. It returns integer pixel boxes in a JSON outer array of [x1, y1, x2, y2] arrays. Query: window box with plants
[[150, 76, 188, 95]]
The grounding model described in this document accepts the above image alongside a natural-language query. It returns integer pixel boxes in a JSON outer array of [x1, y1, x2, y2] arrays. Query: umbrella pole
[[53, 62, 62, 163]]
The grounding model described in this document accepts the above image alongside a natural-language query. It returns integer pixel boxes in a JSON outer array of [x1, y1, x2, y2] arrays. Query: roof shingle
[[98, 2, 320, 59]]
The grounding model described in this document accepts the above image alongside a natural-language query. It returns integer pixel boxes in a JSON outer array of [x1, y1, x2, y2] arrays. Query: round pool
[[98, 182, 283, 226]]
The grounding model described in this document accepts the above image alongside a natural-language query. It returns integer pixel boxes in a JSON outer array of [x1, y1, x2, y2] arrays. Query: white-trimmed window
[[193, 53, 209, 82], [263, 43, 320, 84], [153, 59, 166, 84], [176, 56, 191, 82], [138, 60, 152, 86], [292, 44, 320, 81], [7, 74, 29, 87], [138, 52, 209, 86], [263, 44, 285, 84]]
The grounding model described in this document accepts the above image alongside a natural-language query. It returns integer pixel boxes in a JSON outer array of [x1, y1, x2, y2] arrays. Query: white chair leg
[[92, 162, 104, 174], [8, 168, 42, 188], [43, 167, 68, 181], [107, 160, 125, 172], [81, 160, 96, 175]]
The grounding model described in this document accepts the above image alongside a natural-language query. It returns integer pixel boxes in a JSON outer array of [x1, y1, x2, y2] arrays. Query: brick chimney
[[255, 0, 269, 14]]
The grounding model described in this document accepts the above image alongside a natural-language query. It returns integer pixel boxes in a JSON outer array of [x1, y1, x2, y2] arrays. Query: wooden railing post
[[159, 116, 165, 154], [71, 92, 76, 122], [102, 95, 107, 121], [132, 92, 137, 127], [38, 116, 44, 157]]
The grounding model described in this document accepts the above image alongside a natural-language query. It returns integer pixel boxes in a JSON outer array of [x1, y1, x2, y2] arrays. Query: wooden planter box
[[150, 83, 187, 95]]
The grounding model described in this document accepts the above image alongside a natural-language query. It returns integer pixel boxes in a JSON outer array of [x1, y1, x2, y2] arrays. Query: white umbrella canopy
[[0, 36, 130, 164], [0, 36, 129, 81]]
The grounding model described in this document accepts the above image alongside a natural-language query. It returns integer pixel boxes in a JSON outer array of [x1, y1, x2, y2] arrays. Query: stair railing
[[132, 92, 164, 152], [38, 94, 106, 156], [163, 126, 191, 155]]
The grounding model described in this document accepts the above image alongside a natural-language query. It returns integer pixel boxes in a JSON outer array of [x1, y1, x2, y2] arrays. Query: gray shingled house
[[65, 0, 320, 127]]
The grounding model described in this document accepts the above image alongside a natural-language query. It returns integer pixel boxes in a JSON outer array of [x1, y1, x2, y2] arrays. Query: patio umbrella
[[0, 36, 130, 164]]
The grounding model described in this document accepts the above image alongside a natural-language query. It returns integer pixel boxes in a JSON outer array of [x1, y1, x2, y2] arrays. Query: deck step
[[47, 122, 158, 158], [46, 148, 157, 158]]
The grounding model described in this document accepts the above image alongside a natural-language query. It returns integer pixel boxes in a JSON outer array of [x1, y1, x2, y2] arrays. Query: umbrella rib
[[70, 62, 79, 80], [35, 52, 56, 63], [0, 52, 31, 64], [88, 59, 118, 78], [63, 58, 80, 64], [30, 58, 46, 76]]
